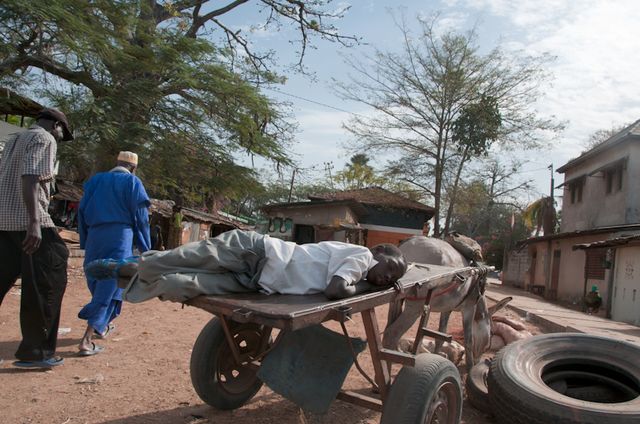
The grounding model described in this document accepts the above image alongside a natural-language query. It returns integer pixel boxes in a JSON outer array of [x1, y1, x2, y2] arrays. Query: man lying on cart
[[85, 229, 408, 303]]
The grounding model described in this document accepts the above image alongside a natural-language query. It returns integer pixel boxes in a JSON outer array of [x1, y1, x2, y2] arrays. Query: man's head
[[117, 151, 138, 173], [367, 243, 408, 287], [36, 108, 74, 142]]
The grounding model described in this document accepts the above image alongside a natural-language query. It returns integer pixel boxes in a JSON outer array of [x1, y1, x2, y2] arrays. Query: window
[[604, 165, 624, 194], [569, 179, 583, 204]]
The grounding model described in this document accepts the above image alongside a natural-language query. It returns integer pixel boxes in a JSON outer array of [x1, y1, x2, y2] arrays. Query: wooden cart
[[186, 263, 490, 424]]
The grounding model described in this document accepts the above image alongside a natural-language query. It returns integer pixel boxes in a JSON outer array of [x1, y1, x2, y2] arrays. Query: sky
[[226, 0, 640, 203]]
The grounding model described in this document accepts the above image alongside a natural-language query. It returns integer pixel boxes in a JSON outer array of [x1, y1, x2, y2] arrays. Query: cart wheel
[[190, 317, 269, 410], [380, 353, 462, 424]]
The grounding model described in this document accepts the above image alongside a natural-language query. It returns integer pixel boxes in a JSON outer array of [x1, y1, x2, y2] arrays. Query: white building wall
[[560, 142, 640, 232]]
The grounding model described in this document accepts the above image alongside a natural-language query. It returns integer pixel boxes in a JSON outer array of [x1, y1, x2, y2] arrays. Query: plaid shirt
[[0, 125, 57, 230]]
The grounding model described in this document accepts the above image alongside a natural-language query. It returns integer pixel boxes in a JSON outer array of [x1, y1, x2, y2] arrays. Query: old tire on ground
[[381, 353, 462, 424], [190, 317, 267, 410], [465, 356, 492, 415], [488, 333, 640, 424]]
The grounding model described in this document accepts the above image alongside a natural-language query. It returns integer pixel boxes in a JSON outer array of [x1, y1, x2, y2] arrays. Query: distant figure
[[584, 285, 602, 315], [0, 108, 74, 368], [167, 204, 183, 249], [77, 151, 151, 356], [150, 223, 164, 251]]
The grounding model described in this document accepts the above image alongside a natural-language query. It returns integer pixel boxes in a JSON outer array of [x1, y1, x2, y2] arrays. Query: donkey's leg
[[461, 300, 476, 372], [382, 299, 423, 349], [434, 311, 451, 353]]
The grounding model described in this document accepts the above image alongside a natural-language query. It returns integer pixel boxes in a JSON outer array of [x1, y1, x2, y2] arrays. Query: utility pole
[[324, 161, 334, 189], [287, 168, 297, 203], [549, 163, 554, 199]]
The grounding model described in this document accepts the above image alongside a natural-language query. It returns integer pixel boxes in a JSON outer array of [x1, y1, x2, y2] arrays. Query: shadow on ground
[[97, 394, 379, 424]]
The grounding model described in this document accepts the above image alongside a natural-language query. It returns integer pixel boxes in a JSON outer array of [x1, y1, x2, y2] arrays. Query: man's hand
[[22, 175, 43, 254], [325, 276, 375, 300], [23, 220, 42, 254]]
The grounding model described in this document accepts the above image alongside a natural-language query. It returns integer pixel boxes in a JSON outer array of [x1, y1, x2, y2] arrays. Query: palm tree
[[522, 196, 556, 236]]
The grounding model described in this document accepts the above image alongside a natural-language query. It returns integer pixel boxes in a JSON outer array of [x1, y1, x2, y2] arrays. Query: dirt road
[[1, 257, 540, 424]]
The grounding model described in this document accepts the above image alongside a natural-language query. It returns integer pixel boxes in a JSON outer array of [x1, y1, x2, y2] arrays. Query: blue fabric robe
[[78, 167, 151, 333]]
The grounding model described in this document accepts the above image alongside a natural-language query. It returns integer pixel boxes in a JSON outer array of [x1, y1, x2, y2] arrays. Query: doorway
[[294, 224, 315, 244]]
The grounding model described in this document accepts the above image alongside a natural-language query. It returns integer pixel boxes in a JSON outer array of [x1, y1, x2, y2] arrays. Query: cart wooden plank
[[187, 263, 488, 330]]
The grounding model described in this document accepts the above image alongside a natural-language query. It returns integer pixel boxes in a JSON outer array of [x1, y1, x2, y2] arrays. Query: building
[[260, 187, 434, 246], [574, 234, 640, 325], [515, 120, 640, 323], [149, 199, 250, 247]]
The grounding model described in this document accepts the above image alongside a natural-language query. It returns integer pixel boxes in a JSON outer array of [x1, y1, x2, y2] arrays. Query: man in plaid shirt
[[0, 108, 74, 368]]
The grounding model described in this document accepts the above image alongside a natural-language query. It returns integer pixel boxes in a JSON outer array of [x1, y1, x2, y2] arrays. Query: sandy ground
[[0, 257, 544, 424]]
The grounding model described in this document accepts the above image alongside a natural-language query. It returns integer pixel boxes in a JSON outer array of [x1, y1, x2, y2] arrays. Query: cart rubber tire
[[190, 318, 265, 410], [488, 333, 640, 424], [381, 353, 462, 424], [465, 356, 492, 415]]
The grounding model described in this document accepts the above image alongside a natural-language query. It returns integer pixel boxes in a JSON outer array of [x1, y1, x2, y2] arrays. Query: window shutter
[[585, 248, 606, 280]]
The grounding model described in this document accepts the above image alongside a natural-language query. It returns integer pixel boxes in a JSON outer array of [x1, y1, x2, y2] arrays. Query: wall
[[527, 233, 613, 305], [360, 223, 423, 247], [561, 142, 640, 231], [502, 248, 530, 287], [358, 205, 428, 230], [611, 245, 640, 325], [266, 205, 357, 227]]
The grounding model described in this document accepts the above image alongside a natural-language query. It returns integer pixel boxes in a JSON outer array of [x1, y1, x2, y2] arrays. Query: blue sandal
[[84, 257, 139, 280], [13, 356, 64, 368]]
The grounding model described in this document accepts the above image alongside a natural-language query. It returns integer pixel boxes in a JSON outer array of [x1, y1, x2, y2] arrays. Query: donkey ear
[[488, 296, 513, 316]]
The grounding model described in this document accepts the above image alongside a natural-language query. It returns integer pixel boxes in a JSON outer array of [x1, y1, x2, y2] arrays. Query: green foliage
[[452, 95, 501, 156], [522, 196, 556, 236], [0, 0, 355, 208], [333, 154, 384, 190]]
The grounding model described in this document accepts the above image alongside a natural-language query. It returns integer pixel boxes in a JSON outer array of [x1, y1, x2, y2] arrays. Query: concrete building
[[516, 120, 640, 324]]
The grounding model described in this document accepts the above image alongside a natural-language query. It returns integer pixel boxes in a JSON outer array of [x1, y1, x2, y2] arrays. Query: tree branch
[[0, 54, 108, 96]]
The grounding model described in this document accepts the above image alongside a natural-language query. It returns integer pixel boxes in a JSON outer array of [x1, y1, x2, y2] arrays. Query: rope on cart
[[339, 320, 379, 393]]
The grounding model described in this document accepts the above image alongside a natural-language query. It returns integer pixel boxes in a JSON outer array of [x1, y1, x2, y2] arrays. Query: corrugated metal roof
[[148, 199, 250, 229], [517, 223, 640, 246], [53, 180, 84, 202], [0, 87, 44, 117], [573, 234, 640, 250]]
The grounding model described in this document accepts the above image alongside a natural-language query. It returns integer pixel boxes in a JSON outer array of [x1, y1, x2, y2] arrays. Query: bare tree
[[334, 13, 563, 236], [582, 122, 631, 152]]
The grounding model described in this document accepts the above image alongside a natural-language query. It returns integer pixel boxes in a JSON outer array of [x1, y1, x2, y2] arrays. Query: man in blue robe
[[77, 151, 151, 355]]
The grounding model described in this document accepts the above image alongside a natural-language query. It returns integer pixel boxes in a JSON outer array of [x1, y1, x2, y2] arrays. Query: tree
[[0, 0, 356, 206], [582, 122, 630, 152], [522, 196, 557, 237], [335, 13, 563, 237], [447, 158, 533, 267], [333, 153, 384, 190]]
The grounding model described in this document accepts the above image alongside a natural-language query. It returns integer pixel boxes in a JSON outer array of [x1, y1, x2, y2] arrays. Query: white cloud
[[457, 0, 640, 180]]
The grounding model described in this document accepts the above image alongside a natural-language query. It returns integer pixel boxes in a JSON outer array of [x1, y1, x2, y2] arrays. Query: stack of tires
[[466, 333, 640, 424]]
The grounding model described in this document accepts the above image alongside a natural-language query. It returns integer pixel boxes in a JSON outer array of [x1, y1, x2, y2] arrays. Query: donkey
[[383, 236, 511, 371]]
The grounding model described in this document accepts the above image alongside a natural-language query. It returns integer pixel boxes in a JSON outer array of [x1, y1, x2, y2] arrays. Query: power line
[[263, 87, 368, 118]]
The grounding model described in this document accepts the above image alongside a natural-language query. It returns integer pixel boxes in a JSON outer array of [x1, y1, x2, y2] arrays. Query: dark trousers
[[0, 228, 69, 361]]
